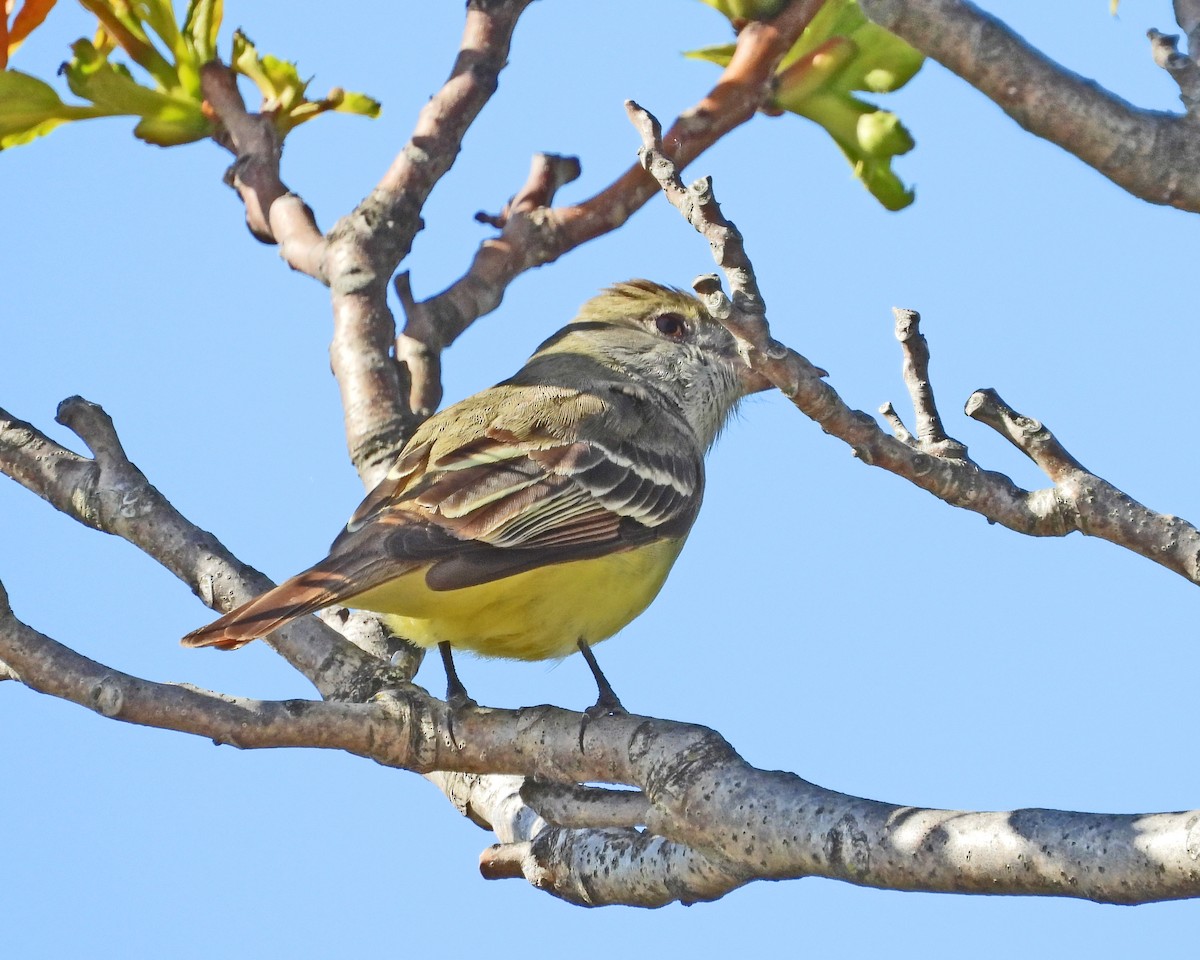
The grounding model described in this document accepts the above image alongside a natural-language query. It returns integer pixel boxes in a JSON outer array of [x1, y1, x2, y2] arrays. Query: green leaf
[[64, 38, 178, 114], [790, 90, 914, 210], [334, 89, 381, 119], [77, 0, 178, 91], [183, 0, 222, 63], [136, 0, 184, 61], [232, 30, 307, 111], [773, 1, 922, 95], [0, 114, 67, 147], [0, 70, 107, 148], [3, 2, 371, 150], [0, 68, 67, 112], [56, 38, 210, 143], [683, 42, 736, 67], [687, 0, 923, 209], [231, 29, 380, 135], [132, 100, 211, 145]]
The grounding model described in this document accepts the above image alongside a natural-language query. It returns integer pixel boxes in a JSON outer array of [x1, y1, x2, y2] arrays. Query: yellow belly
[[344, 539, 686, 660]]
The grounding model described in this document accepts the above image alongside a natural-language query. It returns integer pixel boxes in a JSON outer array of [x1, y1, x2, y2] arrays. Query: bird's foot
[[577, 639, 628, 750], [439, 642, 477, 749]]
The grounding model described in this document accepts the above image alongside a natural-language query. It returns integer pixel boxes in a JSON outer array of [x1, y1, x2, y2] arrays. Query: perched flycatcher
[[183, 280, 768, 703]]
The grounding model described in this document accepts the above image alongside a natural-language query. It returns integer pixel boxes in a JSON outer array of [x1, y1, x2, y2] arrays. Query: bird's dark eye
[[654, 312, 688, 339]]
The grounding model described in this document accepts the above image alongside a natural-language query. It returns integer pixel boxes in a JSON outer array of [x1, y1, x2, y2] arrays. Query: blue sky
[[2, 1, 1196, 955]]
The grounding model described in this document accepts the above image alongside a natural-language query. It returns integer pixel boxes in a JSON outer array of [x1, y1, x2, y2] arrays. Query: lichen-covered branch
[[631, 102, 1200, 588], [858, 0, 1200, 211], [4, 584, 1195, 909], [0, 399, 410, 697]]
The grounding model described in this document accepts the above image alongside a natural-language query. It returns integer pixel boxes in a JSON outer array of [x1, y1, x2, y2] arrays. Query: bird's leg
[[577, 639, 627, 718], [439, 641, 476, 710], [438, 641, 476, 751]]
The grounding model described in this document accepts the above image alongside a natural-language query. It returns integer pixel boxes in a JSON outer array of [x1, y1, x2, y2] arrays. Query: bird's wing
[[330, 389, 703, 589], [182, 385, 702, 648], [408, 419, 704, 591]]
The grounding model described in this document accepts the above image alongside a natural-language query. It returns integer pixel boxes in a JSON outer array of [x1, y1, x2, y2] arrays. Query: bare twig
[[1148, 28, 1200, 112], [475, 153, 584, 230], [395, 152, 582, 417], [963, 388, 1200, 576], [859, 0, 1200, 211], [965, 389, 1086, 482], [398, 0, 827, 382], [0, 400, 412, 697], [630, 101, 1200, 587], [888, 308, 969, 458], [201, 63, 327, 276], [878, 401, 915, 444]]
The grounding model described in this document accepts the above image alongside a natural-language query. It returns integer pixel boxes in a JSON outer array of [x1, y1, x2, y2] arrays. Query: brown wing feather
[[183, 382, 703, 648], [343, 441, 432, 534]]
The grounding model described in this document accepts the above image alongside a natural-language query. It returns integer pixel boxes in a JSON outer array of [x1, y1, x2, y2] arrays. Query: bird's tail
[[181, 567, 352, 651]]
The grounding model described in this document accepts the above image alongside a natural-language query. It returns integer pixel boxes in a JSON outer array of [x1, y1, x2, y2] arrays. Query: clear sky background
[[2, 1, 1196, 955]]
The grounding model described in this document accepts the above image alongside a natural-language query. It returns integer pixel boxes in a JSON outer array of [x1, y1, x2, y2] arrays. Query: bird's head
[[531, 280, 770, 447]]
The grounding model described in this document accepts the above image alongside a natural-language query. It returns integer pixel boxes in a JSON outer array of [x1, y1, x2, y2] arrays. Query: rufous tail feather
[[181, 569, 349, 651]]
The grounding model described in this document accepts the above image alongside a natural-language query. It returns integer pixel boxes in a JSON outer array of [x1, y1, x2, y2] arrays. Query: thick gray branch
[[0, 399, 406, 698], [0, 580, 447, 763], [3, 578, 1196, 907], [859, 0, 1200, 211], [324, 0, 535, 485], [202, 2, 535, 486]]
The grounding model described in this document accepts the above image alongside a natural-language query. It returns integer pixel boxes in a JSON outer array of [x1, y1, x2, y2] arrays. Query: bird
[[182, 279, 769, 710]]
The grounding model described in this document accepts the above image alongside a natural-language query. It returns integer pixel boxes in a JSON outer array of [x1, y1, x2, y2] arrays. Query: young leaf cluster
[[0, 0, 379, 150], [692, 0, 923, 209]]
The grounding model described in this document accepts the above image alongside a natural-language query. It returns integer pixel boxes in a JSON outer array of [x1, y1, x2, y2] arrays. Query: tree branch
[[859, 0, 1200, 212], [0, 399, 413, 698], [5, 563, 1198, 907], [0, 578, 443, 761], [9, 0, 1199, 912], [1148, 27, 1200, 111], [520, 780, 651, 830], [201, 2, 535, 486], [394, 152, 582, 417], [323, 0, 536, 485], [629, 101, 1200, 588], [395, 0, 828, 396], [885, 307, 969, 459], [201, 63, 327, 277]]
